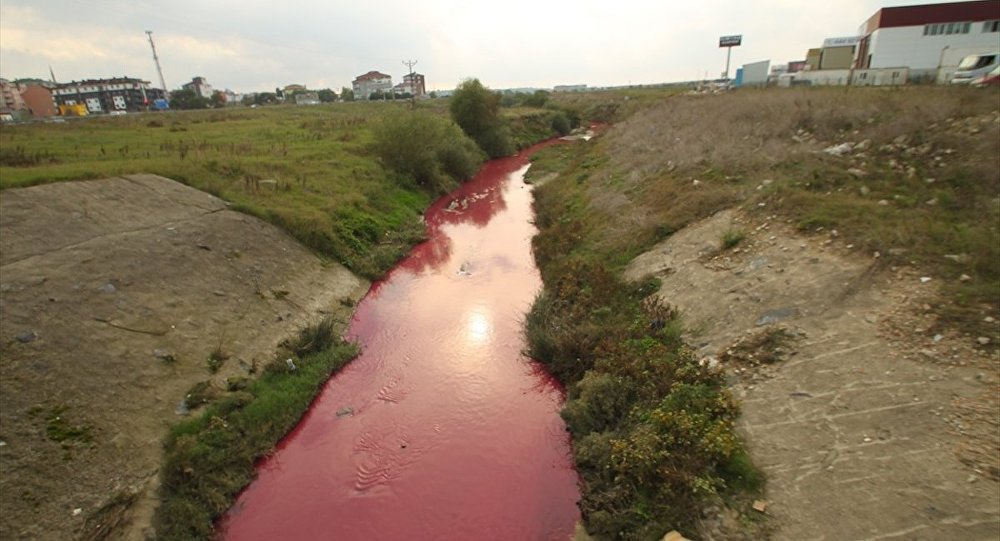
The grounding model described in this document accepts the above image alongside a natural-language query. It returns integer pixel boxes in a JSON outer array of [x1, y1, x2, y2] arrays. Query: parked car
[[971, 65, 1000, 87], [950, 52, 999, 84]]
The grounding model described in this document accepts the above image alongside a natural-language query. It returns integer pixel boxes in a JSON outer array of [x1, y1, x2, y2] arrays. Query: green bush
[[373, 110, 484, 191], [449, 79, 514, 158], [551, 112, 572, 136]]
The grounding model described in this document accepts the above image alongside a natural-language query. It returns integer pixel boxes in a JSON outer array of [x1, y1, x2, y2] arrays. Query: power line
[[402, 59, 417, 106]]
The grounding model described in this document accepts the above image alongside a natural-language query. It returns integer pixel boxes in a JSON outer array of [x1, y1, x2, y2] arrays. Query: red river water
[[219, 142, 581, 540]]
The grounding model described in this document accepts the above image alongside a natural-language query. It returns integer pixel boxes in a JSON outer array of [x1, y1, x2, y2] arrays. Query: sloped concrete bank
[[0, 174, 367, 540]]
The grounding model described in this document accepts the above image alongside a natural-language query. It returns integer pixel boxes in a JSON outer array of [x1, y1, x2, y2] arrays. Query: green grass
[[721, 228, 745, 250], [1, 101, 567, 279], [155, 318, 359, 540]]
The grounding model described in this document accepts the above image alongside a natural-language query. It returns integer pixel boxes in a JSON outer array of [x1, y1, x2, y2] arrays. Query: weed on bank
[[155, 318, 357, 540]]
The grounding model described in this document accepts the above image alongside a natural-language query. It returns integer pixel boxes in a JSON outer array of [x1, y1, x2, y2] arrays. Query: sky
[[1, 0, 930, 92]]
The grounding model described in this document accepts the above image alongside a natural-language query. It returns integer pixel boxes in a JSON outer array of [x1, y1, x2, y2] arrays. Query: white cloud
[[0, 0, 930, 91]]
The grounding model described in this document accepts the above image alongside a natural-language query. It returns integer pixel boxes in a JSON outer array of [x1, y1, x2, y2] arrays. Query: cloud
[[1, 0, 927, 91]]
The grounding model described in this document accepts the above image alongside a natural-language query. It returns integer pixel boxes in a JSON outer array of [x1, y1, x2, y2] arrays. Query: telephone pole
[[146, 31, 168, 95], [402, 59, 417, 107]]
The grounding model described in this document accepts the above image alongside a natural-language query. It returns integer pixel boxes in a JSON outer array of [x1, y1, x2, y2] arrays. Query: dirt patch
[[625, 209, 999, 540], [0, 174, 368, 540]]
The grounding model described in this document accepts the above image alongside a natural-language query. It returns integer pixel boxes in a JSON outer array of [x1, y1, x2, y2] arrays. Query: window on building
[[984, 20, 1000, 33]]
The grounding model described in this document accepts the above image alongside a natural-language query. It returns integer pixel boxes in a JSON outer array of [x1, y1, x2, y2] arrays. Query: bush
[[449, 79, 514, 158], [551, 112, 571, 136], [372, 110, 484, 191]]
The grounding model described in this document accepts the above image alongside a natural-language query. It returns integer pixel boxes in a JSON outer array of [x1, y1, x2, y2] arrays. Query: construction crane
[[146, 30, 168, 94]]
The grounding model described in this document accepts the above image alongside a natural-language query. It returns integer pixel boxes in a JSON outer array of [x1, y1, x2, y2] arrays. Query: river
[[219, 142, 581, 540]]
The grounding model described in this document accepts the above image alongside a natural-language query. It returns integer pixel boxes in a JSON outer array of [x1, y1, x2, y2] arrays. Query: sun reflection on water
[[466, 308, 492, 345]]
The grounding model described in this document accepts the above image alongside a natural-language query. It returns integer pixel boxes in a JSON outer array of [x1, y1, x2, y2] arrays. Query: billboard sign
[[719, 35, 742, 47], [822, 36, 862, 48]]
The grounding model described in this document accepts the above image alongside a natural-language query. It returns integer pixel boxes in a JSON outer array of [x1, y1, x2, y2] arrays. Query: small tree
[[254, 92, 278, 106], [169, 89, 209, 110], [210, 91, 227, 108], [449, 78, 513, 158], [317, 88, 338, 102], [341, 87, 354, 102], [522, 89, 550, 108]]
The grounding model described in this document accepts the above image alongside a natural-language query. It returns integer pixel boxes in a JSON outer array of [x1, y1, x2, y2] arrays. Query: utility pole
[[402, 59, 417, 107], [146, 31, 168, 98]]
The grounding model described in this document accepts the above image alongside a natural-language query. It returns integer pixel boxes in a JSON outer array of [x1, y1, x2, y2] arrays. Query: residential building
[[352, 71, 392, 100], [403, 72, 426, 96], [20, 85, 57, 117], [52, 77, 166, 113], [0, 79, 26, 113], [856, 0, 1000, 80], [182, 76, 214, 98]]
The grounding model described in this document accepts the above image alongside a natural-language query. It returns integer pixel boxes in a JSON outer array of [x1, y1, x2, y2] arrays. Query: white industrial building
[[856, 0, 999, 81]]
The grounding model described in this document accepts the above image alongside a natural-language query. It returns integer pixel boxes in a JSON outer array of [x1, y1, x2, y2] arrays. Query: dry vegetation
[[531, 85, 999, 539], [569, 86, 1000, 337]]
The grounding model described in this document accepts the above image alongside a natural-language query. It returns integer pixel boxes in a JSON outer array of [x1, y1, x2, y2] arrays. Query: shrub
[[721, 228, 745, 250], [551, 112, 572, 136], [373, 110, 484, 191], [449, 79, 514, 158]]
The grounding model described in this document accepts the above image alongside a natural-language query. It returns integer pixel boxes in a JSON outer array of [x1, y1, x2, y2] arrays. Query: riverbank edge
[[524, 138, 766, 539], [152, 321, 358, 540]]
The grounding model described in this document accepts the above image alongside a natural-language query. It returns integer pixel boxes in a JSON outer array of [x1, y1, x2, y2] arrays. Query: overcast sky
[[2, 0, 926, 92]]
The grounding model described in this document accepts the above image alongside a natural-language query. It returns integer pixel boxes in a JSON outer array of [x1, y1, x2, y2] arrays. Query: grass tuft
[[155, 335, 358, 540]]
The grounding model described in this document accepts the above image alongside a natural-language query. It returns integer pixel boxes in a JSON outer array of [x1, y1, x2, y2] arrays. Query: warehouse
[[855, 0, 1000, 80]]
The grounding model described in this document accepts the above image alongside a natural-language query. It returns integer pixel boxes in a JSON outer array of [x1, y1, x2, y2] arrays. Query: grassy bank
[[0, 100, 570, 279], [154, 319, 357, 540], [526, 139, 763, 539], [528, 85, 998, 538]]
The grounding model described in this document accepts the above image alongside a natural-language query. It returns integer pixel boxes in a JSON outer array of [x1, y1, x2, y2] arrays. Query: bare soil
[[625, 209, 999, 540], [0, 174, 368, 540]]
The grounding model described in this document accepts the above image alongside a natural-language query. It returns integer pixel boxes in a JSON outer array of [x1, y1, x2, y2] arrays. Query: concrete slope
[[0, 174, 368, 540]]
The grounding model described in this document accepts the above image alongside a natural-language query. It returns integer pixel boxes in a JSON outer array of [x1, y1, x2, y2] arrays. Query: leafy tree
[[210, 91, 227, 108], [341, 87, 354, 102], [429, 91, 438, 99], [449, 78, 513, 158], [500, 92, 519, 108], [317, 88, 338, 102], [169, 89, 209, 110], [522, 90, 550, 108], [254, 92, 278, 106]]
